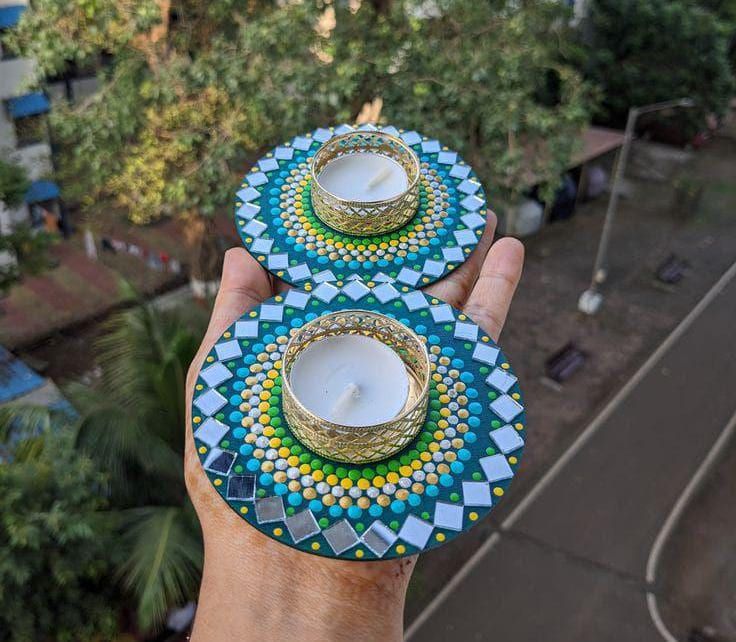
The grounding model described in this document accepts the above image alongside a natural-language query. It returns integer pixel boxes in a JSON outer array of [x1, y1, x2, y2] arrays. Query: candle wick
[[330, 382, 361, 421], [366, 166, 391, 189]]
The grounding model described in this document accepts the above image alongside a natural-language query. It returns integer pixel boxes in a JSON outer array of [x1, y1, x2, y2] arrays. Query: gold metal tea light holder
[[310, 131, 421, 235], [281, 310, 430, 464]]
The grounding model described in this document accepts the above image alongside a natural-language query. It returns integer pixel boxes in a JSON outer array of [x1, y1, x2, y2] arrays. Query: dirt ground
[[405, 121, 736, 622]]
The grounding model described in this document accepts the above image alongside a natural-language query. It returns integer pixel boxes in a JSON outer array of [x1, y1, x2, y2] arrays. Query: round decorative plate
[[235, 123, 488, 287], [191, 279, 526, 560]]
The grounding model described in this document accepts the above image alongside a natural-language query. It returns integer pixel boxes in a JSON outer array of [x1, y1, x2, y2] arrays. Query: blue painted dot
[[291, 318, 304, 328], [246, 459, 260, 472], [229, 411, 244, 423], [451, 358, 465, 369], [274, 483, 288, 496], [233, 427, 246, 439], [239, 444, 253, 456], [440, 474, 454, 487], [329, 505, 343, 518], [309, 499, 323, 513], [244, 354, 256, 365], [229, 395, 241, 406], [347, 506, 362, 519], [259, 473, 273, 486], [305, 313, 318, 322], [460, 372, 475, 384], [287, 492, 302, 507], [236, 367, 249, 377], [426, 484, 439, 497], [428, 334, 441, 345], [466, 387, 479, 399], [391, 500, 406, 514], [263, 334, 275, 344], [458, 448, 471, 461], [275, 325, 288, 335], [468, 416, 481, 428], [408, 493, 421, 507], [465, 432, 478, 443], [415, 324, 427, 334], [233, 381, 246, 391], [469, 402, 483, 415], [441, 346, 455, 357], [450, 461, 464, 474], [369, 504, 383, 517], [253, 343, 265, 353]]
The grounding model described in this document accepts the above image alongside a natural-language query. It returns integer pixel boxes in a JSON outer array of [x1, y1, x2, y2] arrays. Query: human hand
[[185, 210, 523, 642]]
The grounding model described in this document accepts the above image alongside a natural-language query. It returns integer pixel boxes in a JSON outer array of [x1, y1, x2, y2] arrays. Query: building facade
[[0, 1, 61, 241]]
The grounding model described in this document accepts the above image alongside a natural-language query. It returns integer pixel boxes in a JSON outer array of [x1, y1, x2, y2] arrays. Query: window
[[14, 114, 47, 147]]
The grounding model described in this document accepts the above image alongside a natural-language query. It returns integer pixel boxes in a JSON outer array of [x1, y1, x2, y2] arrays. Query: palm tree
[[1, 297, 209, 631], [66, 298, 208, 630]]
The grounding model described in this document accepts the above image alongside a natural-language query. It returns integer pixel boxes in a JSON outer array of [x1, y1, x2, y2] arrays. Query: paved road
[[407, 264, 736, 641]]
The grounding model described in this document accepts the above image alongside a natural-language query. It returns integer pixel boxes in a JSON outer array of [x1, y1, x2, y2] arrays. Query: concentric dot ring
[[235, 123, 488, 287], [191, 279, 526, 560]]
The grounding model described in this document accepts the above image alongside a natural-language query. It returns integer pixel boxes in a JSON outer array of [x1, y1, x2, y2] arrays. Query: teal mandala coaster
[[191, 279, 526, 560], [235, 123, 487, 287]]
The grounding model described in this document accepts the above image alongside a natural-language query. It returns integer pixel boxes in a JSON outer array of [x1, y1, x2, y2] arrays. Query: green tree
[[585, 0, 734, 134], [7, 0, 591, 263], [0, 428, 118, 642], [0, 159, 30, 209], [66, 298, 208, 630]]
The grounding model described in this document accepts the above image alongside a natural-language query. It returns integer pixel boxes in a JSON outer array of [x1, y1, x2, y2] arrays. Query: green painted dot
[[257, 488, 266, 497], [218, 386, 227, 393], [268, 407, 279, 417], [355, 522, 365, 533], [319, 517, 329, 528], [311, 458, 323, 470], [361, 468, 375, 480], [488, 391, 498, 400], [399, 455, 411, 466], [388, 460, 400, 472], [275, 427, 286, 438], [282, 436, 293, 447], [421, 511, 430, 520], [479, 366, 489, 375], [323, 463, 335, 475], [336, 467, 348, 479], [286, 506, 295, 516], [215, 413, 225, 421], [241, 340, 250, 346], [450, 492, 460, 502], [389, 520, 399, 531], [220, 440, 230, 448], [272, 386, 282, 394], [417, 441, 428, 452], [299, 453, 311, 464], [444, 324, 453, 332], [348, 470, 361, 481], [234, 465, 243, 474], [376, 464, 388, 476], [291, 445, 303, 455], [485, 447, 496, 455], [491, 420, 501, 428], [472, 472, 482, 481]]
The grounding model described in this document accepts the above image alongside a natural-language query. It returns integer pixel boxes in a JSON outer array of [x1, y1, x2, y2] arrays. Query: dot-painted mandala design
[[191, 279, 526, 560], [235, 123, 487, 287]]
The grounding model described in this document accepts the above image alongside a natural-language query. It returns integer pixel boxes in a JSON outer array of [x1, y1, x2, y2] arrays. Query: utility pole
[[578, 98, 694, 315]]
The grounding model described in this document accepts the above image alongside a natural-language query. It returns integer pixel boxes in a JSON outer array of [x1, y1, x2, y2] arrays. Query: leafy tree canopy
[[585, 0, 735, 131], [8, 0, 592, 233], [0, 159, 30, 209]]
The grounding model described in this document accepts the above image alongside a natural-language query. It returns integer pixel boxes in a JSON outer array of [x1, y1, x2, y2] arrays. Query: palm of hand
[[184, 212, 523, 641]]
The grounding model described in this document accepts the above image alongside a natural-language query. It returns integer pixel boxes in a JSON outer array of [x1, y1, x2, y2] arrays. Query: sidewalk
[[406, 263, 736, 640]]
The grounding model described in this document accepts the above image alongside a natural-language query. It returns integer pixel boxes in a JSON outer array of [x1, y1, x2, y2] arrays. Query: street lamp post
[[578, 98, 695, 315]]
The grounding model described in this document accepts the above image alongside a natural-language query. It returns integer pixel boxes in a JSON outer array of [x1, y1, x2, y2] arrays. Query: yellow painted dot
[[373, 475, 386, 488], [325, 474, 338, 486], [436, 533, 446, 542], [274, 528, 283, 536], [512, 393, 521, 400], [312, 470, 325, 482], [357, 478, 371, 490], [258, 415, 270, 425], [195, 384, 203, 391], [322, 494, 336, 506], [340, 477, 353, 490], [269, 437, 281, 448], [469, 512, 478, 521], [396, 544, 406, 554], [198, 446, 207, 454], [240, 506, 248, 514], [214, 479, 222, 487], [267, 370, 279, 379], [386, 472, 400, 484], [278, 447, 290, 458], [420, 451, 432, 462], [311, 542, 320, 551], [515, 422, 524, 431], [355, 549, 364, 559], [493, 487, 504, 497], [411, 459, 422, 470], [259, 391, 271, 401], [206, 356, 214, 363], [501, 363, 510, 370], [259, 401, 270, 413], [288, 455, 299, 467], [193, 416, 202, 424], [509, 456, 518, 465], [299, 463, 311, 475], [428, 442, 440, 453]]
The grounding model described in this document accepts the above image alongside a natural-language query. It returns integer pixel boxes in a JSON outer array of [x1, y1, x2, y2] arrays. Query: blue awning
[[7, 92, 50, 119], [25, 180, 60, 204], [0, 5, 25, 29], [0, 346, 45, 404]]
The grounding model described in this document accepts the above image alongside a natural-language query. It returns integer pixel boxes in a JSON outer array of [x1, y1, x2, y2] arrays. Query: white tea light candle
[[317, 153, 408, 202], [288, 334, 409, 426]]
